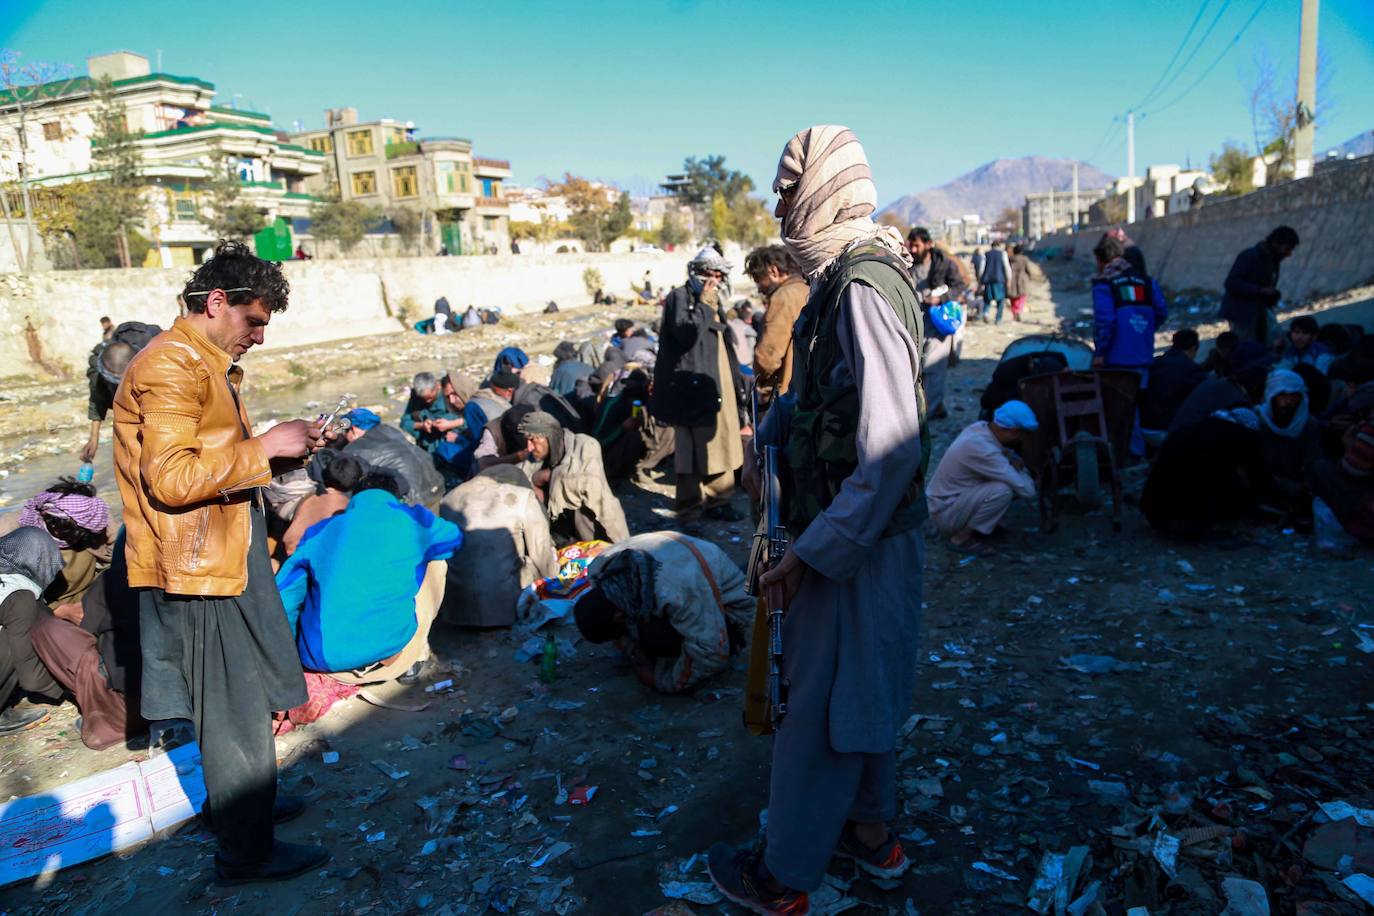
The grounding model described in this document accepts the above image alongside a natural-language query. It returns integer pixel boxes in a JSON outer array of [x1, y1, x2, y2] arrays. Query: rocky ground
[[0, 262, 1371, 915]]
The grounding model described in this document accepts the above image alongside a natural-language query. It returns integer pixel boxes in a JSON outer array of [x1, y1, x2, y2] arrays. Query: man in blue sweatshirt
[[1091, 233, 1168, 373], [276, 474, 463, 683]]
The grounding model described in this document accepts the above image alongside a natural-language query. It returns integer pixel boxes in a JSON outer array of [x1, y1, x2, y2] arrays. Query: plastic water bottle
[[77, 463, 94, 485], [631, 400, 644, 420], [539, 634, 558, 684]]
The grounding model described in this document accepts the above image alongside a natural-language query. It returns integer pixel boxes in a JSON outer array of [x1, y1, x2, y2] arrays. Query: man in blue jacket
[[1091, 233, 1168, 372], [1219, 226, 1299, 346], [276, 474, 462, 683]]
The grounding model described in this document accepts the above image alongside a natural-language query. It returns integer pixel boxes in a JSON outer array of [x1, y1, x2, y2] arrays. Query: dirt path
[[1, 265, 1371, 915]]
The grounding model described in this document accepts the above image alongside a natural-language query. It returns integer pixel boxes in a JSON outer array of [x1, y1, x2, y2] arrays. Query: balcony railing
[[474, 195, 506, 208], [473, 157, 510, 170]]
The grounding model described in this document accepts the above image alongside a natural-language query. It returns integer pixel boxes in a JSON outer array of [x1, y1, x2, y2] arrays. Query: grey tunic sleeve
[[791, 281, 923, 582]]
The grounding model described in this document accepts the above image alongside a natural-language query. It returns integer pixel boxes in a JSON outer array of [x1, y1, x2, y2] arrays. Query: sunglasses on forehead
[[183, 287, 254, 297]]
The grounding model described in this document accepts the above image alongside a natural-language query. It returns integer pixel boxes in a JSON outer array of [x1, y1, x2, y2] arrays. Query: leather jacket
[[113, 318, 273, 596]]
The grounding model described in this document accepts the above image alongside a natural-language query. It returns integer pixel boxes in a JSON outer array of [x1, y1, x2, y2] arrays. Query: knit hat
[[345, 408, 381, 431], [517, 411, 563, 440], [993, 400, 1039, 431], [445, 370, 477, 403], [491, 370, 523, 390]]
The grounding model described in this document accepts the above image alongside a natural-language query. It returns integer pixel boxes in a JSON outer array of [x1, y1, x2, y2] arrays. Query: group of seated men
[[920, 302, 1373, 553]]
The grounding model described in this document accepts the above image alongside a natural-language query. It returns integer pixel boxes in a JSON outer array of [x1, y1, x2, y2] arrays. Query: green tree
[[310, 198, 382, 255], [708, 192, 731, 245], [388, 205, 422, 253], [88, 75, 146, 267], [1209, 142, 1254, 195], [203, 143, 266, 242], [680, 155, 753, 207], [553, 173, 625, 252], [606, 191, 633, 242], [658, 208, 689, 247], [729, 196, 774, 248]]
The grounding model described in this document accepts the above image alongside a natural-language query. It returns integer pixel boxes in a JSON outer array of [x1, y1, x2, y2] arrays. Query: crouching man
[[276, 474, 462, 684], [572, 532, 753, 693], [926, 400, 1039, 554]]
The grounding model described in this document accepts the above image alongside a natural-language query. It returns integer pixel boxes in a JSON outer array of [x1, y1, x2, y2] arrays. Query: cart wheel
[[1074, 438, 1101, 506]]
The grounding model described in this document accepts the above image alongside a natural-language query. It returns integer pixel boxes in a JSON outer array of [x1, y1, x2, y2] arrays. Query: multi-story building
[[1022, 187, 1108, 238], [0, 50, 325, 266], [291, 108, 511, 255]]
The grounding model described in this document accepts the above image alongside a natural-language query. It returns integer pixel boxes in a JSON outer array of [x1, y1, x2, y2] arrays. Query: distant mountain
[[879, 157, 1115, 226], [1328, 129, 1373, 159]]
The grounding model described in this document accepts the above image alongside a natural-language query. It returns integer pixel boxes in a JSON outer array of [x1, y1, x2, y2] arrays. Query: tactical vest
[[784, 244, 932, 537]]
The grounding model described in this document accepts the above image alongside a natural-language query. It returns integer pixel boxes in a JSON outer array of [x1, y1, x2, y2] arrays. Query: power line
[[1086, 118, 1123, 166], [1136, 0, 1235, 110], [1142, 0, 1271, 117], [1131, 0, 1213, 111]]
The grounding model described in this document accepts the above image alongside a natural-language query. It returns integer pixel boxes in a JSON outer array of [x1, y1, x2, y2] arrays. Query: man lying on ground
[[572, 531, 753, 693], [276, 474, 462, 685], [518, 411, 630, 544], [925, 400, 1039, 554]]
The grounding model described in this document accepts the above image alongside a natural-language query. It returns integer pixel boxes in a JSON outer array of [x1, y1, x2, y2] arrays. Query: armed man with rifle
[[708, 126, 930, 916]]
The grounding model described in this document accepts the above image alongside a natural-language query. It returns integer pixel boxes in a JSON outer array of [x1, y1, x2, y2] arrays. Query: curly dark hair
[[182, 240, 290, 314], [743, 244, 800, 279]]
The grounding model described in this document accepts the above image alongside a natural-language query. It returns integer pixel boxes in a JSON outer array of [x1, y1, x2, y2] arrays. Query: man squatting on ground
[[707, 125, 928, 916], [113, 240, 331, 884]]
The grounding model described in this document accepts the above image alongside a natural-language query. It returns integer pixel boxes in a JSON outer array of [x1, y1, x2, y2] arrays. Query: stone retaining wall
[[1034, 157, 1374, 302], [0, 250, 700, 380]]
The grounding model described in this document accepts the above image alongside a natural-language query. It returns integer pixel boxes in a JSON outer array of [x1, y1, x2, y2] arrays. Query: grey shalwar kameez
[[760, 281, 926, 892]]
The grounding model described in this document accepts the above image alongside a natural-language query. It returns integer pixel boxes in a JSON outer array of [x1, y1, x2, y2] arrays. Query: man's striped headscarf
[[773, 126, 911, 278]]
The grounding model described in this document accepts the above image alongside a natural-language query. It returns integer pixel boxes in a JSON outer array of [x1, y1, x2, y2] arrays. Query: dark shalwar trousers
[[139, 507, 307, 865]]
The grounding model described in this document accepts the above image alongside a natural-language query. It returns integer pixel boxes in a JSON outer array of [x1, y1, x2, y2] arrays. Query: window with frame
[[437, 161, 457, 193], [346, 129, 374, 157], [392, 166, 418, 198], [173, 195, 199, 222], [385, 126, 407, 147], [309, 135, 333, 153], [41, 121, 60, 141], [351, 170, 377, 196]]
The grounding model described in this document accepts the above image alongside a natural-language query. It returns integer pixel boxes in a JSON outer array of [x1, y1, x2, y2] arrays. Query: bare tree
[[1246, 45, 1338, 181], [0, 50, 78, 272]]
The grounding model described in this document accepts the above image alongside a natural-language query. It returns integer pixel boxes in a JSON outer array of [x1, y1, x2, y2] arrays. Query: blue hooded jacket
[[1092, 268, 1168, 368], [276, 489, 463, 673]]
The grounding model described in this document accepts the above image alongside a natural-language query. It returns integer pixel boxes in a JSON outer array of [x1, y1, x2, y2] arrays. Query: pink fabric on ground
[[272, 672, 359, 735]]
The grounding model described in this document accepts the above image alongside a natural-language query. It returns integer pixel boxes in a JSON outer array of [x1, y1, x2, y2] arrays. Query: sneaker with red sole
[[833, 823, 910, 879], [707, 842, 811, 916]]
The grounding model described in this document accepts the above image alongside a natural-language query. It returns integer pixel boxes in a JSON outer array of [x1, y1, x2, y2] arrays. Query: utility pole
[[1071, 161, 1080, 232], [1293, 0, 1319, 179], [1126, 111, 1136, 224]]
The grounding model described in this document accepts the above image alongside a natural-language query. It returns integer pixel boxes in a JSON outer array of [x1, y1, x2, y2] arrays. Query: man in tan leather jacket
[[745, 244, 808, 408], [113, 241, 329, 885]]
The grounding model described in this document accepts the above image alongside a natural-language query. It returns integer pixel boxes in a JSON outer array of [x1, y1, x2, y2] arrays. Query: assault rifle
[[746, 391, 789, 728]]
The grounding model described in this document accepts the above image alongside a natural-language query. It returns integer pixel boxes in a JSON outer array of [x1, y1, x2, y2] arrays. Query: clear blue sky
[[4, 0, 1372, 204]]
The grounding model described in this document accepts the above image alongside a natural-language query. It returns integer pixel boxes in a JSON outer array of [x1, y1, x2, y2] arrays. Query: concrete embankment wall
[[0, 250, 697, 380], [1035, 156, 1374, 302]]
